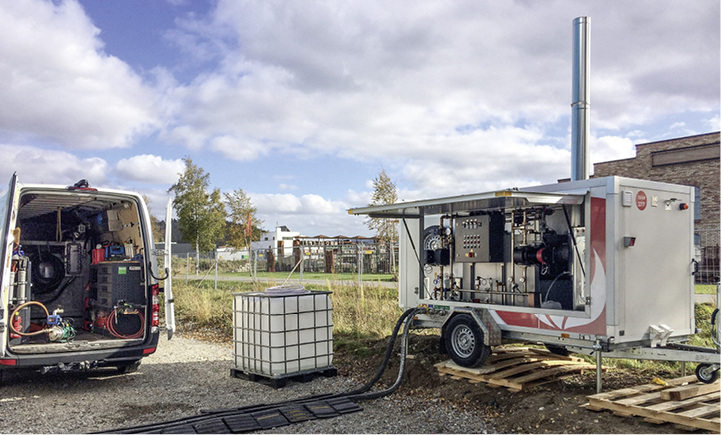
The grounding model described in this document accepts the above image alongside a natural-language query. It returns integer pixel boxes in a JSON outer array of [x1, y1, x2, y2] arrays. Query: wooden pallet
[[584, 375, 720, 432], [435, 347, 600, 391]]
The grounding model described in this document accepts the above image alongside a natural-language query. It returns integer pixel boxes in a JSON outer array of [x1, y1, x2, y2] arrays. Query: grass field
[[171, 278, 403, 345], [169, 276, 717, 374], [695, 284, 718, 294], [223, 271, 395, 282]]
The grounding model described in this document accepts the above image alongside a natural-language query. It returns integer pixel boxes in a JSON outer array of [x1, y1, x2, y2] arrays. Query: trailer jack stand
[[595, 350, 603, 393]]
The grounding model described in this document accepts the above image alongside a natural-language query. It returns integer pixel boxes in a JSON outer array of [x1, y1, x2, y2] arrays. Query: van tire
[[116, 360, 141, 374], [444, 314, 491, 368]]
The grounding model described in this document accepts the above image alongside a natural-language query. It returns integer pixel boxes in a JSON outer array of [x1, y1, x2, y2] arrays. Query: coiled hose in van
[[9, 301, 50, 337], [106, 308, 145, 339]]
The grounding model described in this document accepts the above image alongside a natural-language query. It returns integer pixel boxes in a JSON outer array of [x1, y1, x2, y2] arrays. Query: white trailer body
[[351, 176, 719, 368]]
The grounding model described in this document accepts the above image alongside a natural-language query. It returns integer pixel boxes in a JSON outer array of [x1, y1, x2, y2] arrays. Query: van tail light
[[151, 284, 160, 327], [0, 358, 17, 366]]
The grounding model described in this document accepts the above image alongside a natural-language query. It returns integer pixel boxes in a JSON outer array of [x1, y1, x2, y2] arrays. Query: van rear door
[[164, 198, 175, 340], [0, 174, 19, 357]]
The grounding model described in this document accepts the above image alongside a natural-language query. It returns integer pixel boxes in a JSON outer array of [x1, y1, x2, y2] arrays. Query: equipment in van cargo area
[[232, 285, 334, 384], [0, 176, 175, 378]]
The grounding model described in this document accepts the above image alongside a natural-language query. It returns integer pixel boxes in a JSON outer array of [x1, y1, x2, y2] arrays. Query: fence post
[[185, 252, 189, 284], [253, 249, 257, 280], [357, 244, 363, 286], [214, 247, 218, 290], [300, 247, 304, 283]]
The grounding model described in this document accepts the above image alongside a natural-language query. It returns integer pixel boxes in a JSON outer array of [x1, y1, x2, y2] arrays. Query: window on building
[[694, 186, 701, 221]]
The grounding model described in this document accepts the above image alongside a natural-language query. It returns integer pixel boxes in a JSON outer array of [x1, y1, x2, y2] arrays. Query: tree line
[[167, 157, 263, 265], [164, 157, 399, 267]]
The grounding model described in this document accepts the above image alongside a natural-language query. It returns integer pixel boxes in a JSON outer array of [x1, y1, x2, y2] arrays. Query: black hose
[[37, 275, 76, 306], [29, 249, 65, 294], [347, 307, 417, 400], [103, 307, 423, 434], [345, 307, 419, 396]]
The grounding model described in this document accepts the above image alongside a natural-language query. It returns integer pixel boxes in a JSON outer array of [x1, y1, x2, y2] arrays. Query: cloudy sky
[[0, 1, 718, 237]]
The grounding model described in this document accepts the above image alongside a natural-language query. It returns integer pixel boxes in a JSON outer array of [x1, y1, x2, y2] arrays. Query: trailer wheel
[[695, 363, 719, 384], [444, 314, 490, 368], [116, 360, 142, 374]]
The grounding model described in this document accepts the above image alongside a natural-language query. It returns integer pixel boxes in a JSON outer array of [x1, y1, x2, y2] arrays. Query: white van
[[0, 174, 175, 380]]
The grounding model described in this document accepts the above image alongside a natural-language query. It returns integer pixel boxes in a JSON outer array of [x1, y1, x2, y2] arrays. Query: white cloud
[[0, 144, 109, 186], [249, 192, 365, 236], [159, 0, 718, 188], [0, 0, 158, 149], [590, 136, 637, 165], [115, 155, 185, 184], [251, 193, 344, 215]]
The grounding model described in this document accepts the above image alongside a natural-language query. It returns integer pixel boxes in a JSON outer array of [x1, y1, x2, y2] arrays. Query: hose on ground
[[346, 306, 418, 400], [104, 307, 424, 434], [345, 307, 420, 396]]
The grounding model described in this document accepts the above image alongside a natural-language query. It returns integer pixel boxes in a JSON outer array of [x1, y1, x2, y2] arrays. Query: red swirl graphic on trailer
[[493, 197, 606, 335]]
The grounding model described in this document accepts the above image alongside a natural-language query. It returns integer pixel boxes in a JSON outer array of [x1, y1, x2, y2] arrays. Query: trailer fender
[[441, 308, 502, 347]]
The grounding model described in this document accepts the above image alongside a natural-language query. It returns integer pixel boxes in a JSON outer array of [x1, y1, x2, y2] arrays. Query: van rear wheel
[[116, 360, 141, 374], [444, 314, 491, 368]]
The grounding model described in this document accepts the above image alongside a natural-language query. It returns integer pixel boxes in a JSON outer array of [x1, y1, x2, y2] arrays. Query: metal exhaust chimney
[[571, 16, 590, 181]]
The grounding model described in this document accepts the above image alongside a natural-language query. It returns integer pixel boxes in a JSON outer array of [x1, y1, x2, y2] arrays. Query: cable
[[562, 205, 586, 278], [543, 271, 571, 304]]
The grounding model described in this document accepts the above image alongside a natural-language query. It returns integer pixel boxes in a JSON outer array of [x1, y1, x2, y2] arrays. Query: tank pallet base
[[584, 375, 720, 432], [230, 366, 337, 388]]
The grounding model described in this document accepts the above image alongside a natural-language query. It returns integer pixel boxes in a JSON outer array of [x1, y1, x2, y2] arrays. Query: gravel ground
[[0, 333, 493, 434]]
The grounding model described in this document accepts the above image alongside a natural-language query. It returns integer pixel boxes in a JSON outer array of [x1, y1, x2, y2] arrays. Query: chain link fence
[[250, 242, 398, 276]]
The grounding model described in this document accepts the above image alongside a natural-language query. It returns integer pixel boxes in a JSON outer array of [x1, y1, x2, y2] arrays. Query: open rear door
[[164, 198, 175, 340], [0, 174, 19, 356]]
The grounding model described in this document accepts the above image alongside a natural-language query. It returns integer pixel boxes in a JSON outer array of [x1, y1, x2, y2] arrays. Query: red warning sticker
[[636, 191, 647, 211]]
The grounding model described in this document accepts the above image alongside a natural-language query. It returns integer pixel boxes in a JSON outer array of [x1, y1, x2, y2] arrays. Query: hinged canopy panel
[[348, 190, 585, 219]]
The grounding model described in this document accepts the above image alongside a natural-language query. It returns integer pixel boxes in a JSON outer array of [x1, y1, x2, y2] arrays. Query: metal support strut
[[595, 340, 602, 394]]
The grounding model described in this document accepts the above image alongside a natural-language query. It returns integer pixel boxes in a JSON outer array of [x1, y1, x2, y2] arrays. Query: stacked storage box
[[233, 286, 333, 379], [92, 261, 144, 310]]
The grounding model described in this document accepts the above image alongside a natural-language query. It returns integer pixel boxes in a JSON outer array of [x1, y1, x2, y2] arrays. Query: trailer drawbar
[[101, 308, 422, 434]]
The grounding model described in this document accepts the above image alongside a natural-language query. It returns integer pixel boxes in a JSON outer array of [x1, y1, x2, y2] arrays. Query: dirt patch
[[335, 333, 690, 434]]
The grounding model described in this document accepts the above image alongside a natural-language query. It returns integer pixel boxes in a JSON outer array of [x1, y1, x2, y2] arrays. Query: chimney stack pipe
[[571, 16, 590, 181]]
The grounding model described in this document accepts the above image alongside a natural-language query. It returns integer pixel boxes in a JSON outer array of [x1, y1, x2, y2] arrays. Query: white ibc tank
[[233, 285, 333, 378]]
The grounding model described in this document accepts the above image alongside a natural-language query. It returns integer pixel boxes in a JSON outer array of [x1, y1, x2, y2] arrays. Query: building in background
[[251, 225, 301, 258], [593, 131, 720, 282]]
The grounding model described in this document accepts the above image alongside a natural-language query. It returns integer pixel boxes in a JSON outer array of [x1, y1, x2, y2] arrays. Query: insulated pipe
[[571, 16, 590, 181]]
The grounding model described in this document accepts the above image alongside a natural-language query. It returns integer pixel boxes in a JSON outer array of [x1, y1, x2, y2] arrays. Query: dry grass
[[170, 278, 403, 341]]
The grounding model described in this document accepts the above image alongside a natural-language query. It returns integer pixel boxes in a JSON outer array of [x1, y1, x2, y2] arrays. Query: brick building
[[593, 131, 720, 282]]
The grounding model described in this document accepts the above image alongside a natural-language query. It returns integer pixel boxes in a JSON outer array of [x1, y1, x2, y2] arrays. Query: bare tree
[[224, 188, 263, 252], [366, 170, 399, 276]]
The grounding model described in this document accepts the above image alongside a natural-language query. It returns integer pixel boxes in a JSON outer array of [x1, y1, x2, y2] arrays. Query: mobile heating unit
[[350, 176, 720, 385]]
